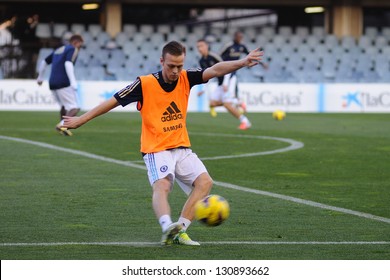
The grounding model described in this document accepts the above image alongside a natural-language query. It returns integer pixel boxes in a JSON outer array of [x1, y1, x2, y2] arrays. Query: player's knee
[[195, 173, 213, 194], [153, 178, 172, 194]]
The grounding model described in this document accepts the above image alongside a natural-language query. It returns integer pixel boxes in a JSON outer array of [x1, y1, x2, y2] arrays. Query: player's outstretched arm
[[62, 96, 119, 129], [202, 48, 263, 82]]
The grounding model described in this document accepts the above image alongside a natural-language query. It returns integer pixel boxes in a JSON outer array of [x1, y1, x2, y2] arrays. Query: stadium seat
[[191, 25, 206, 39], [139, 24, 154, 37], [115, 32, 129, 47], [322, 63, 337, 82], [358, 35, 372, 48], [285, 55, 303, 72], [76, 49, 91, 67], [96, 32, 111, 47], [123, 24, 137, 36], [381, 45, 390, 55], [156, 24, 171, 36], [185, 33, 199, 45], [174, 24, 189, 40], [122, 41, 139, 57], [324, 34, 339, 49], [261, 26, 276, 40], [35, 23, 52, 39], [77, 31, 93, 46], [167, 33, 181, 42], [382, 27, 390, 38], [237, 67, 259, 82], [254, 34, 268, 48], [70, 23, 86, 35], [278, 26, 293, 37], [280, 44, 295, 59], [296, 44, 312, 55], [295, 26, 309, 38], [131, 32, 146, 47], [312, 26, 325, 38], [374, 54, 389, 71], [288, 35, 303, 48], [272, 35, 286, 48], [53, 23, 68, 38], [364, 45, 378, 56], [376, 69, 390, 82], [365, 26, 378, 39], [313, 44, 329, 59], [305, 35, 320, 48], [114, 67, 133, 81], [93, 48, 110, 64], [88, 66, 107, 80], [374, 36, 388, 48], [74, 66, 90, 80], [149, 33, 165, 48], [341, 35, 356, 49], [88, 24, 103, 38], [218, 33, 232, 44]]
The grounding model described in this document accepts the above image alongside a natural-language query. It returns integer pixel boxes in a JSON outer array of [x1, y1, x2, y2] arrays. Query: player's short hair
[[69, 34, 84, 43], [162, 41, 186, 58]]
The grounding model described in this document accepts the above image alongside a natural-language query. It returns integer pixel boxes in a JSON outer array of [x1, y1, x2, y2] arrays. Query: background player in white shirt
[[197, 39, 252, 130]]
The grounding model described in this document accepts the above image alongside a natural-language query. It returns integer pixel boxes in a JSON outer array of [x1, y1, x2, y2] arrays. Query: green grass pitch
[[0, 111, 389, 260]]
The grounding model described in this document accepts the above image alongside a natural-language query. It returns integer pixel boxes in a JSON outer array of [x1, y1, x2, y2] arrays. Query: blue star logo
[[342, 92, 362, 108]]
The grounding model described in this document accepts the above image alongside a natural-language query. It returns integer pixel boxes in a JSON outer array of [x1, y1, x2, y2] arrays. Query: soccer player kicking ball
[[62, 41, 263, 246]]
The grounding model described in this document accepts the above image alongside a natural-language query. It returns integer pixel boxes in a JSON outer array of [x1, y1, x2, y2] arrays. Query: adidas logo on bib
[[161, 102, 183, 122]]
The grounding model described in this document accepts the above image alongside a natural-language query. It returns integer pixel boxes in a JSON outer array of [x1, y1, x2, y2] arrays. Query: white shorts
[[143, 148, 208, 195], [209, 75, 237, 103], [52, 86, 78, 111]]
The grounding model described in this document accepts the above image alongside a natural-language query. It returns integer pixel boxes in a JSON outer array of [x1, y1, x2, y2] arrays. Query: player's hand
[[245, 48, 264, 67], [62, 115, 82, 129], [71, 82, 78, 91]]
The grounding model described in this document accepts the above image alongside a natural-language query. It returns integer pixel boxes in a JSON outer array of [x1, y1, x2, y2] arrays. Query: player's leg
[[60, 106, 66, 120], [56, 87, 80, 135], [208, 85, 224, 117], [209, 99, 223, 117], [179, 172, 212, 221], [143, 151, 182, 245], [173, 172, 211, 246], [51, 90, 68, 135], [174, 149, 212, 245], [152, 177, 182, 245], [60, 86, 80, 116], [223, 82, 251, 130]]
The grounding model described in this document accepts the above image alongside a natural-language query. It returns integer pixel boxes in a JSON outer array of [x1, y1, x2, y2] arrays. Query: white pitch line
[[192, 133, 304, 160], [214, 181, 390, 224], [1, 135, 389, 225], [0, 241, 389, 247]]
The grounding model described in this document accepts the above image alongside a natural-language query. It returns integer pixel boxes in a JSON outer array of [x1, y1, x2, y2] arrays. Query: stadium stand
[[1, 2, 390, 83], [19, 21, 390, 83]]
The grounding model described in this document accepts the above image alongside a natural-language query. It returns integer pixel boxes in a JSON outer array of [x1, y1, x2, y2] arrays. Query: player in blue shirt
[[37, 34, 84, 136], [197, 39, 252, 129], [220, 31, 250, 62]]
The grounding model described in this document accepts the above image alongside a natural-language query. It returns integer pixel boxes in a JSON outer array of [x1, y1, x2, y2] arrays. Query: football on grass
[[272, 110, 286, 120], [195, 194, 230, 226]]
